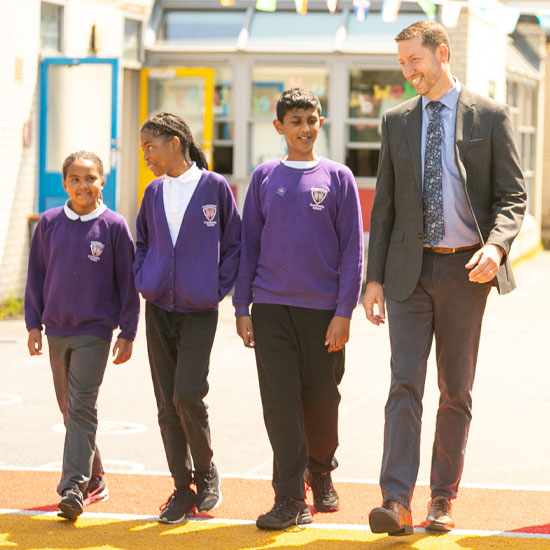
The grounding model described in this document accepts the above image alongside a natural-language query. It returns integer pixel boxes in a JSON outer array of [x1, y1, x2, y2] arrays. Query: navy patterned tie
[[423, 101, 444, 248]]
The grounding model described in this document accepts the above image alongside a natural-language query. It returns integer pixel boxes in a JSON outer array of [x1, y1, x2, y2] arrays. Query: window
[[507, 78, 537, 214], [346, 69, 416, 179], [40, 2, 63, 52], [158, 10, 245, 46], [248, 12, 342, 52], [124, 18, 142, 62], [249, 66, 329, 171], [213, 67, 233, 176]]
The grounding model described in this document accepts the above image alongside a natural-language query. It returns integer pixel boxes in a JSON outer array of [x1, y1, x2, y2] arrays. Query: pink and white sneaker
[[84, 476, 109, 505]]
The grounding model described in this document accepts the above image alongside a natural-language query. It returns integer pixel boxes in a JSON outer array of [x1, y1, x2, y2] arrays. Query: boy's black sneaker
[[58, 486, 84, 520], [84, 476, 109, 505], [194, 462, 222, 513], [304, 469, 340, 512], [158, 487, 196, 524], [256, 497, 313, 530]]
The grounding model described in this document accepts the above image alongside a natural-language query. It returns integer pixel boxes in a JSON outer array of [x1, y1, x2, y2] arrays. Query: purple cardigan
[[133, 169, 241, 312], [233, 157, 363, 318], [25, 207, 140, 341]]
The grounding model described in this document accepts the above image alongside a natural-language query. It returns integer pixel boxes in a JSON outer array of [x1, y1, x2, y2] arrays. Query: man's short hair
[[395, 20, 451, 61], [276, 88, 322, 122]]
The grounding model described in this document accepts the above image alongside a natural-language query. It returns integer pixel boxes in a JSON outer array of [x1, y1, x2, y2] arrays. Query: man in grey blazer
[[363, 20, 526, 535]]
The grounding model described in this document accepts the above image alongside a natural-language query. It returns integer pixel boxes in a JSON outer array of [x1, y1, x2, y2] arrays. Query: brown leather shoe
[[369, 499, 413, 536], [425, 496, 455, 532]]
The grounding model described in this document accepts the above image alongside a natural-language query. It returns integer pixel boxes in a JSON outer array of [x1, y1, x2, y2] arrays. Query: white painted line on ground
[[52, 421, 147, 435], [247, 457, 272, 476], [1, 508, 549, 539], [0, 394, 23, 405]]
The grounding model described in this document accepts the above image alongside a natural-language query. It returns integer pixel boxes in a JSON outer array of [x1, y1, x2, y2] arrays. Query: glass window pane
[[124, 19, 142, 61], [214, 122, 233, 141], [525, 177, 534, 215], [159, 11, 245, 43], [148, 75, 206, 146], [248, 12, 341, 50], [213, 145, 233, 176], [349, 70, 416, 119], [41, 2, 62, 51], [46, 64, 113, 172], [214, 67, 233, 118], [251, 66, 329, 117], [250, 122, 329, 172], [345, 13, 422, 52], [345, 148, 380, 178], [348, 123, 381, 143]]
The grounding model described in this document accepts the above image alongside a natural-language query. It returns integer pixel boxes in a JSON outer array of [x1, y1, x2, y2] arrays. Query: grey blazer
[[366, 87, 527, 301]]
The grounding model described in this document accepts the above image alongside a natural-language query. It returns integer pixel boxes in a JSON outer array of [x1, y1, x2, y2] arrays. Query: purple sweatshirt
[[25, 207, 140, 341], [233, 157, 363, 319], [133, 169, 241, 312]]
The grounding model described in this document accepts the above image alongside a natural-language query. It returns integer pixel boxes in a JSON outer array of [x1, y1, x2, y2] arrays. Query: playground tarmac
[[1, 250, 549, 549]]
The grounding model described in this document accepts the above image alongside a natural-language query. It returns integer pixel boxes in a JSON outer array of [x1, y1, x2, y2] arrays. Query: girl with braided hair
[[134, 112, 241, 523]]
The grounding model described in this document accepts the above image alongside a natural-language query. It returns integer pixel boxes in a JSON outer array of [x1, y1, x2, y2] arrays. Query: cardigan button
[[418, 233, 423, 239]]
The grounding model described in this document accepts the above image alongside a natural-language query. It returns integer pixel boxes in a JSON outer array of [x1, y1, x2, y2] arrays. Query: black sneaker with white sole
[[256, 497, 313, 530], [194, 462, 222, 513], [158, 487, 196, 524], [304, 469, 340, 512], [58, 486, 84, 520]]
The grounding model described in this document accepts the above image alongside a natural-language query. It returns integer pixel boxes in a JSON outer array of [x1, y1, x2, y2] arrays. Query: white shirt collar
[[164, 162, 202, 185], [64, 200, 107, 221], [281, 154, 321, 169]]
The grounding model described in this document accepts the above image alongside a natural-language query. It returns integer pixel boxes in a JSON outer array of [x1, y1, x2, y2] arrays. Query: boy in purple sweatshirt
[[234, 88, 363, 529], [25, 151, 140, 520]]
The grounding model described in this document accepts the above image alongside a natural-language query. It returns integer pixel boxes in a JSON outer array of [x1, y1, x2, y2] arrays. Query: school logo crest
[[202, 204, 217, 227], [310, 187, 329, 211], [88, 241, 105, 262]]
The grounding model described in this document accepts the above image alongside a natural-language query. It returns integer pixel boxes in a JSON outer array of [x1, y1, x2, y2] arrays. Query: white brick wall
[[0, 0, 152, 302], [0, 0, 40, 302]]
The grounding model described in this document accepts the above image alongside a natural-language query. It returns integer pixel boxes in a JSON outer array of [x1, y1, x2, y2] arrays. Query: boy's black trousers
[[145, 302, 218, 490], [251, 303, 345, 500]]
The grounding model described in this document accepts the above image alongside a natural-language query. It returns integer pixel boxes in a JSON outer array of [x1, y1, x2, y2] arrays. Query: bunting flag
[[381, 0, 402, 22], [295, 0, 308, 14], [256, 0, 277, 11], [537, 13, 550, 29], [353, 0, 371, 21], [417, 0, 436, 20], [326, 0, 338, 13], [441, 2, 461, 27], [220, 0, 236, 5]]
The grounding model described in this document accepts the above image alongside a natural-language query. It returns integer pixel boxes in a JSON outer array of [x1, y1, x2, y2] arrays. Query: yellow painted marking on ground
[[0, 532, 17, 547], [2, 515, 550, 550], [128, 521, 158, 532]]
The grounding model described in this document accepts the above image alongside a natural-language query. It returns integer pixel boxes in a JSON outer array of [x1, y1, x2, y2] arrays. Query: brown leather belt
[[423, 243, 480, 254]]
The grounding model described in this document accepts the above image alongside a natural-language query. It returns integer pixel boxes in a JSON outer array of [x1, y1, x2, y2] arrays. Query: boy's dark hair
[[140, 111, 208, 169], [62, 151, 104, 179], [276, 88, 322, 122], [395, 20, 451, 61]]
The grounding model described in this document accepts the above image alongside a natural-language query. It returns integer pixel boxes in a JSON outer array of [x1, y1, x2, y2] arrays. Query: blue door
[[39, 58, 119, 212]]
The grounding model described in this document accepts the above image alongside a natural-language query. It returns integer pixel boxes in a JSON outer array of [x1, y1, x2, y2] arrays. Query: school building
[[1, 0, 548, 302]]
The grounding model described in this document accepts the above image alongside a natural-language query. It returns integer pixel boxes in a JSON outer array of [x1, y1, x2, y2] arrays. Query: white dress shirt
[[163, 162, 202, 246], [420, 78, 479, 248]]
